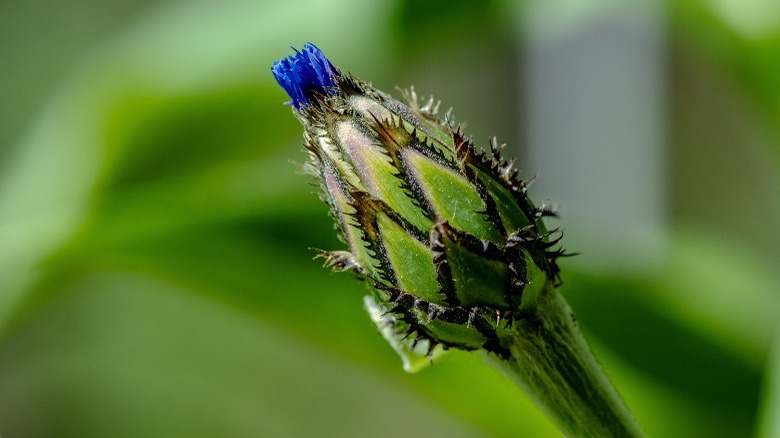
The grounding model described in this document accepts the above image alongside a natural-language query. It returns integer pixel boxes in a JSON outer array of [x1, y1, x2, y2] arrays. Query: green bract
[[295, 74, 564, 362]]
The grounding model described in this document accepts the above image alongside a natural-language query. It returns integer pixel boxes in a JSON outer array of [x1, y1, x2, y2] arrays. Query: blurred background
[[0, 0, 779, 436]]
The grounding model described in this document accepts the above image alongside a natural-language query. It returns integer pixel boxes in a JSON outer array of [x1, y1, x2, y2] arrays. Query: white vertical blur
[[522, 1, 667, 270]]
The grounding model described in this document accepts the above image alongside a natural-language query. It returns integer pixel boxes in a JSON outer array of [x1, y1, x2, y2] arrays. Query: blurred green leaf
[[0, 270, 489, 438], [1, 0, 779, 436], [564, 229, 780, 437], [759, 332, 780, 437], [0, 0, 389, 332]]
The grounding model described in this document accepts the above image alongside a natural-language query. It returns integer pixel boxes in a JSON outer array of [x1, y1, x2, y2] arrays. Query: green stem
[[485, 284, 644, 437]]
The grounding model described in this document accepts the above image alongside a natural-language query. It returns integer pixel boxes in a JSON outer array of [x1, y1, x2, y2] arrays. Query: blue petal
[[271, 43, 339, 109]]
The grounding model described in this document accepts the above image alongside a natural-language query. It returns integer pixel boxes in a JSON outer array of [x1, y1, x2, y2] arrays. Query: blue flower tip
[[271, 43, 339, 109]]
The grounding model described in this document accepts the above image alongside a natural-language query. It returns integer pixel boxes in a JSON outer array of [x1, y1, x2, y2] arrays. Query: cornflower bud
[[273, 43, 560, 353], [272, 43, 643, 438]]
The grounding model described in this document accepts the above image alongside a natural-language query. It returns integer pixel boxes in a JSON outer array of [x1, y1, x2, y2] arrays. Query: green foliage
[[0, 0, 779, 437]]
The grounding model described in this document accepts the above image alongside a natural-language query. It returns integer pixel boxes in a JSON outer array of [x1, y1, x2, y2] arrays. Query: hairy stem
[[485, 285, 644, 437]]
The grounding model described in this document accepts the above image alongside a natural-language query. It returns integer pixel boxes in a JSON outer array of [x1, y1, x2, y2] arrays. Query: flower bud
[[272, 44, 564, 361]]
